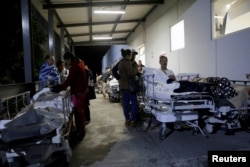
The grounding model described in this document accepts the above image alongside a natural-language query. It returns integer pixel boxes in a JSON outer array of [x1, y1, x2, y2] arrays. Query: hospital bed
[[139, 68, 250, 140], [0, 88, 73, 167], [139, 68, 215, 140]]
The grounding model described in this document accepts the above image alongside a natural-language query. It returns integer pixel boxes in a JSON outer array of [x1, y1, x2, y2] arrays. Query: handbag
[[87, 86, 96, 100]]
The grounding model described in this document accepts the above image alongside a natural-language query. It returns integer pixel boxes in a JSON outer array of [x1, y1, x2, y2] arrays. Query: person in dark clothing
[[85, 64, 95, 124], [118, 49, 139, 127], [112, 61, 121, 80], [131, 49, 141, 76], [51, 52, 88, 139], [112, 49, 139, 80]]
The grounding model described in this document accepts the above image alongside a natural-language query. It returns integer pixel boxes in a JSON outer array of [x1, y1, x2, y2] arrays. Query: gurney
[[107, 75, 121, 102], [140, 68, 250, 139], [140, 68, 215, 140], [0, 88, 73, 166], [203, 79, 250, 134]]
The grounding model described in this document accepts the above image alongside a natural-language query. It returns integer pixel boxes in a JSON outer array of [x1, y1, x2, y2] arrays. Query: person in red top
[[51, 52, 88, 139]]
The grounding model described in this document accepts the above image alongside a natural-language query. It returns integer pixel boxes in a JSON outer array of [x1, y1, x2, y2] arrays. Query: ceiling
[[31, 0, 164, 46]]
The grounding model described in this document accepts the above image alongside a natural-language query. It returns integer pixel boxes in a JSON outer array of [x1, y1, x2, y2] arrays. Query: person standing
[[137, 60, 145, 73], [96, 73, 103, 94], [85, 64, 95, 124], [51, 52, 88, 139], [39, 55, 60, 89], [131, 49, 139, 72], [118, 49, 139, 127], [56, 60, 69, 83]]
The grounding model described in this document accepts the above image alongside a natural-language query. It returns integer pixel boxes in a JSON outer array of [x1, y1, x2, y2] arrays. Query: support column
[[21, 0, 33, 82], [60, 27, 65, 59], [48, 8, 55, 57]]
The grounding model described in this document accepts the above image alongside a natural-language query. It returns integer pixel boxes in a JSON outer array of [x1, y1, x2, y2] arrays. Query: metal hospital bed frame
[[138, 69, 250, 140], [0, 88, 72, 167], [139, 73, 215, 140]]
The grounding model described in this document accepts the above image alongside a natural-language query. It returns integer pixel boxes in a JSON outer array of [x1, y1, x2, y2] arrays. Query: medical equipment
[[0, 88, 72, 167], [107, 76, 121, 102], [139, 68, 250, 140], [204, 80, 250, 134], [139, 68, 214, 140]]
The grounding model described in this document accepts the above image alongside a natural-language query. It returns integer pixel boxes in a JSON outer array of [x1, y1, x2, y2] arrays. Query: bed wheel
[[159, 125, 167, 140], [205, 124, 216, 134]]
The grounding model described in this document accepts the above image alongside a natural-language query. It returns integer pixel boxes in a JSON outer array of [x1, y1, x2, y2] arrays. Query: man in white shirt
[[154, 55, 176, 83], [56, 60, 69, 83]]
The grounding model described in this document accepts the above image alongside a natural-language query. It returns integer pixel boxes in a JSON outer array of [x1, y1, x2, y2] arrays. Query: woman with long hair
[[51, 52, 88, 138]]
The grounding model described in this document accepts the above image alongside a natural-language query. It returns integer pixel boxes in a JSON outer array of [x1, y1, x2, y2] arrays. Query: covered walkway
[[69, 94, 250, 167]]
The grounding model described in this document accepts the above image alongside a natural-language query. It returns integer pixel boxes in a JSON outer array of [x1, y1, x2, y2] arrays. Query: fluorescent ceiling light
[[94, 10, 125, 14], [93, 36, 112, 40]]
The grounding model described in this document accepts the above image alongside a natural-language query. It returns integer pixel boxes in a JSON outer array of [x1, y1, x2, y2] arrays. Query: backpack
[[128, 76, 143, 94]]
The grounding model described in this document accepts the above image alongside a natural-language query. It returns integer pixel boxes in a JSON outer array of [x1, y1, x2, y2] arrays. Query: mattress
[[145, 90, 196, 101]]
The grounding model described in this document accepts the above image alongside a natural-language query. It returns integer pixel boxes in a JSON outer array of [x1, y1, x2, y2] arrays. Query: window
[[212, 0, 250, 38], [170, 20, 185, 51]]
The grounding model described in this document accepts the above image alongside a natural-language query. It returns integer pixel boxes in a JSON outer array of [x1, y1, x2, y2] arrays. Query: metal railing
[[0, 91, 31, 120]]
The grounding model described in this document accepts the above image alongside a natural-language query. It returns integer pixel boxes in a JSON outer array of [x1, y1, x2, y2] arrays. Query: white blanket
[[31, 88, 73, 112], [145, 90, 196, 101], [0, 89, 72, 143], [143, 67, 180, 97]]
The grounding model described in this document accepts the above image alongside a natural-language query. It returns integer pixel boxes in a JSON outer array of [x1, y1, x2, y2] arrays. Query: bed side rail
[[176, 73, 199, 81], [231, 80, 250, 86], [141, 74, 157, 99], [0, 91, 31, 120]]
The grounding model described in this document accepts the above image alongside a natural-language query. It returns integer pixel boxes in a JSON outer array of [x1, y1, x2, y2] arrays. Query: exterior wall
[[127, 0, 250, 80]]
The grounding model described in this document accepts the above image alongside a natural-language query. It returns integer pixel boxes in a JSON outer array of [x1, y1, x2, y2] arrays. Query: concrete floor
[[69, 94, 250, 167]]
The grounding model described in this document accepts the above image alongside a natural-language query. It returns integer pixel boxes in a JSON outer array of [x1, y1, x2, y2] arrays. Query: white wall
[[216, 28, 250, 79], [127, 0, 250, 80]]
